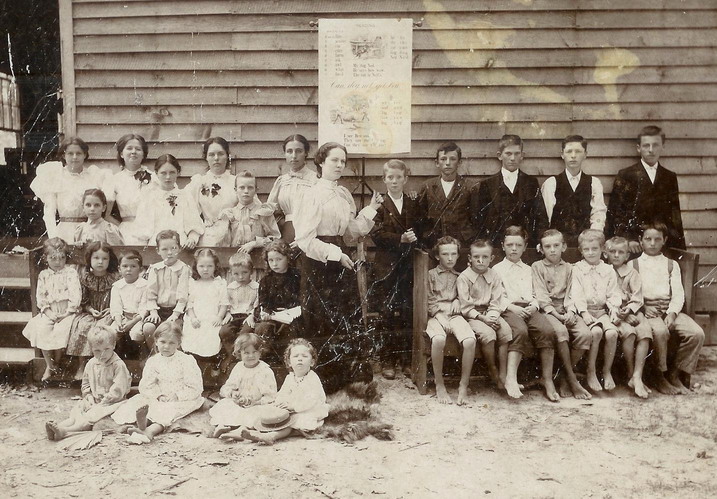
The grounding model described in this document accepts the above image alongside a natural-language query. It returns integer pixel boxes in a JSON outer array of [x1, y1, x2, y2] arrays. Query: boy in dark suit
[[416, 142, 477, 249], [607, 126, 686, 252], [472, 134, 548, 248], [540, 135, 607, 247], [370, 159, 418, 379]]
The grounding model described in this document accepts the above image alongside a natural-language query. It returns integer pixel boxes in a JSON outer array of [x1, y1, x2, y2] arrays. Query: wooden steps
[[0, 347, 35, 364], [0, 277, 31, 289], [0, 311, 33, 325]]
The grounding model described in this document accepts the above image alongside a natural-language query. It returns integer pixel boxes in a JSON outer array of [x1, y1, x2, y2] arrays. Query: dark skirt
[[300, 253, 374, 393]]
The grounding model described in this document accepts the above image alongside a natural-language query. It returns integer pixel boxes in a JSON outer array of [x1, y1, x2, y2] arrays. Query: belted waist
[[59, 217, 86, 222], [645, 299, 670, 312], [317, 235, 344, 246]]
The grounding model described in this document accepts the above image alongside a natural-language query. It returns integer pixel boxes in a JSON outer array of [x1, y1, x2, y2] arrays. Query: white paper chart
[[318, 18, 412, 155]]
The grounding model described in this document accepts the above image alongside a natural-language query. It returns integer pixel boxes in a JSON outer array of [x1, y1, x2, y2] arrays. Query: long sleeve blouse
[[81, 352, 131, 404], [186, 170, 238, 225], [137, 186, 205, 246], [36, 266, 82, 314], [138, 350, 203, 402], [569, 260, 621, 315], [266, 166, 318, 222], [294, 178, 377, 262]]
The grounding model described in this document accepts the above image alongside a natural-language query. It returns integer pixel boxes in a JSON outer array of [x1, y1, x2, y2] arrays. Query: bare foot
[[628, 377, 650, 399], [504, 380, 523, 399], [219, 428, 246, 441], [542, 379, 560, 403], [654, 373, 681, 395], [212, 425, 232, 439], [45, 421, 57, 441], [569, 379, 592, 400], [603, 372, 616, 391], [136, 405, 149, 431], [241, 428, 273, 445], [666, 371, 688, 394], [587, 373, 603, 392], [42, 367, 53, 382], [456, 383, 469, 406], [558, 377, 573, 398], [73, 365, 85, 381], [435, 384, 453, 405]]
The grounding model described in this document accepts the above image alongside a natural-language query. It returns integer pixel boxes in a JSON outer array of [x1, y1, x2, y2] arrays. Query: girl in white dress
[[73, 188, 124, 246], [30, 137, 110, 243], [22, 238, 81, 381], [112, 321, 205, 444], [241, 338, 329, 444], [210, 333, 277, 439], [182, 249, 229, 360], [104, 134, 155, 245], [186, 137, 238, 247], [137, 154, 204, 249], [266, 134, 318, 244]]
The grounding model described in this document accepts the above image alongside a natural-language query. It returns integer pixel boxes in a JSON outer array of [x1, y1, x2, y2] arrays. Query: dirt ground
[[1, 348, 717, 499]]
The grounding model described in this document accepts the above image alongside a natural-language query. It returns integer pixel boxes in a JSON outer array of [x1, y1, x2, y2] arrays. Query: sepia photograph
[[1, 1, 716, 497]]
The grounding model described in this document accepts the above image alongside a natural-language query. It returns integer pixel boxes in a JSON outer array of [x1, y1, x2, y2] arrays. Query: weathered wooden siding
[[61, 0, 717, 331]]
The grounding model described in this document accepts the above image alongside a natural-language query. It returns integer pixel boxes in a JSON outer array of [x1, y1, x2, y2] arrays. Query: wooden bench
[[410, 247, 699, 395]]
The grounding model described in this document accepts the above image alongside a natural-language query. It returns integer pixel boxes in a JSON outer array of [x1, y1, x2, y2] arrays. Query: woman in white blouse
[[294, 142, 383, 391], [30, 137, 110, 243], [104, 134, 155, 245], [266, 134, 318, 244], [186, 137, 238, 247]]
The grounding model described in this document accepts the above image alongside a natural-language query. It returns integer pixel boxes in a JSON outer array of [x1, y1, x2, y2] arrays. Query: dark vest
[[551, 172, 592, 240]]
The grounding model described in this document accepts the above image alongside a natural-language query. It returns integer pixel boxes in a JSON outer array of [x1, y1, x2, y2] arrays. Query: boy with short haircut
[[369, 159, 418, 379], [605, 236, 652, 399], [493, 226, 558, 401], [426, 236, 476, 405], [110, 249, 149, 357], [457, 240, 513, 396], [631, 222, 704, 394], [472, 135, 548, 247], [570, 229, 621, 393], [221, 170, 281, 251], [541, 135, 607, 246], [142, 230, 191, 343], [532, 229, 592, 399], [607, 126, 685, 252], [416, 142, 477, 249], [218, 252, 258, 372]]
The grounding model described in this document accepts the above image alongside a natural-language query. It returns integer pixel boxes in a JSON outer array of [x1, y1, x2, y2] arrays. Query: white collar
[[227, 280, 259, 290], [565, 170, 582, 182], [641, 159, 658, 171], [388, 192, 404, 203], [501, 167, 519, 180], [114, 278, 147, 289], [154, 260, 186, 272]]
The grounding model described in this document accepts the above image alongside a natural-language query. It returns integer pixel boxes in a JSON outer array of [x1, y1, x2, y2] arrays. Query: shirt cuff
[[360, 206, 377, 220], [326, 244, 343, 262]]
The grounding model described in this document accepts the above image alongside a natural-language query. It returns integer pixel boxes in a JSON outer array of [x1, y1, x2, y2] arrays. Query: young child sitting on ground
[[570, 229, 621, 392], [631, 222, 704, 394], [457, 240, 514, 397], [241, 338, 329, 445], [210, 332, 277, 440], [605, 236, 653, 399], [426, 236, 476, 405], [45, 327, 131, 441], [218, 252, 258, 373], [493, 226, 558, 401], [112, 321, 205, 444], [532, 229, 591, 399], [141, 230, 191, 345]]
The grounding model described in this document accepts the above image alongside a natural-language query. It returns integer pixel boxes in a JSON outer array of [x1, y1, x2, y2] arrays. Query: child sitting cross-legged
[[571, 229, 621, 392], [493, 226, 559, 401], [532, 229, 591, 399], [209, 332, 277, 440], [426, 236, 476, 405], [112, 321, 205, 444], [457, 240, 514, 397], [240, 338, 329, 445], [46, 327, 131, 441], [631, 222, 704, 394], [605, 236, 653, 399]]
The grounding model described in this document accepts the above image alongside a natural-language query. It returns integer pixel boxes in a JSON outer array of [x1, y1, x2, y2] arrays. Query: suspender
[[632, 257, 673, 273]]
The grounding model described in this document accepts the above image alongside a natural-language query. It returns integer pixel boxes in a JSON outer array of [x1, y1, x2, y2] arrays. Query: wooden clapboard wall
[[61, 0, 717, 326]]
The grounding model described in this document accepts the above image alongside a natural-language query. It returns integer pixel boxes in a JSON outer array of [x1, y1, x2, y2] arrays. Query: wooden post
[[356, 237, 368, 329], [58, 0, 76, 137]]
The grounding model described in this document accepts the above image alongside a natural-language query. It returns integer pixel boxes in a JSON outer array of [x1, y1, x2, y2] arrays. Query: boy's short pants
[[616, 312, 652, 342], [545, 315, 591, 350], [218, 313, 251, 345], [114, 312, 145, 342], [586, 309, 618, 335], [502, 310, 555, 356], [466, 317, 512, 346], [426, 314, 475, 344]]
